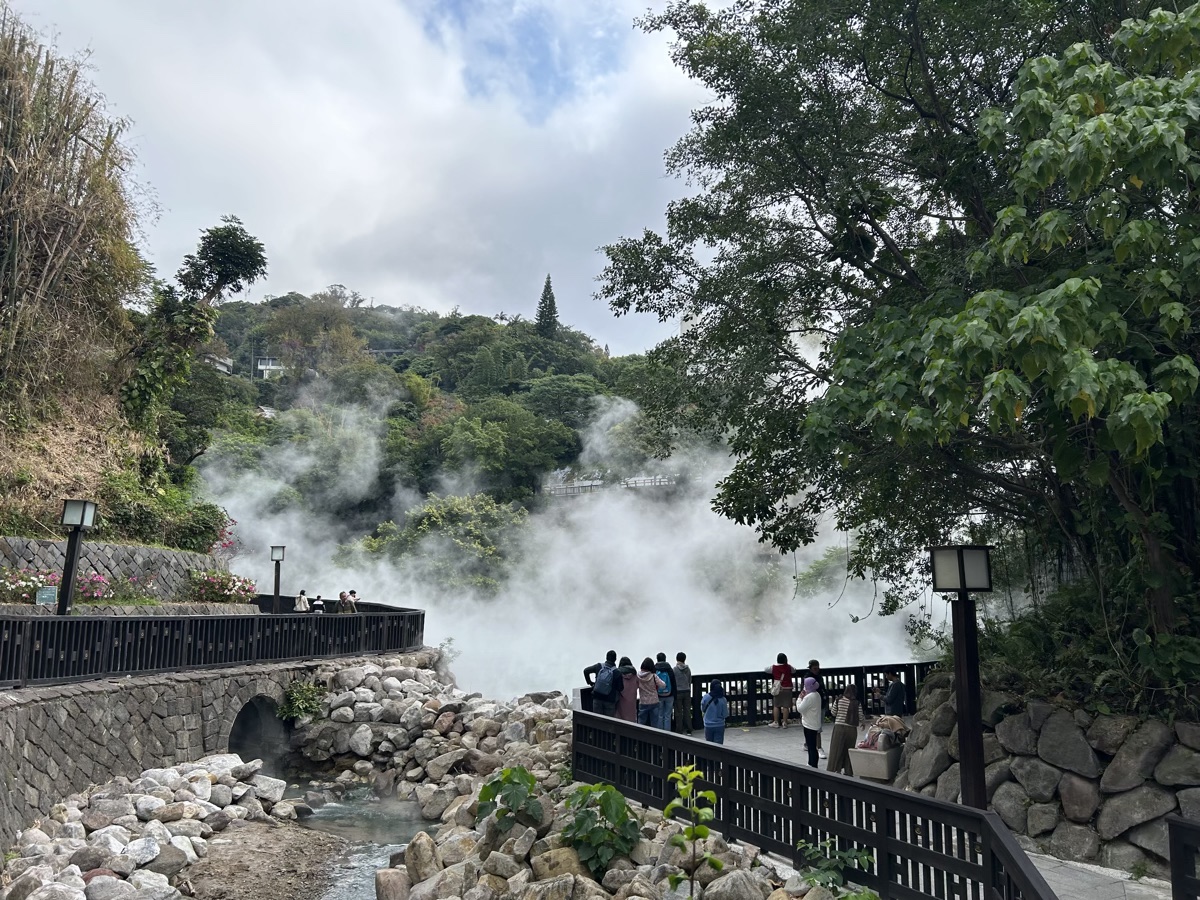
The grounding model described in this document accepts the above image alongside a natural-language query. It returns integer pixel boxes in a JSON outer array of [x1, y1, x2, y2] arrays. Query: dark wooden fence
[[585, 662, 940, 729], [573, 710, 1053, 900], [0, 610, 424, 689], [1171, 815, 1200, 900]]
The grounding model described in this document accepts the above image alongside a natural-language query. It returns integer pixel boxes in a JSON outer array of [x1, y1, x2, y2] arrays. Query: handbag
[[770, 679, 782, 696]]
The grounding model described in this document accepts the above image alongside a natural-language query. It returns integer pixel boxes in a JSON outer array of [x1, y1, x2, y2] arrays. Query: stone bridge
[[0, 653, 412, 849]]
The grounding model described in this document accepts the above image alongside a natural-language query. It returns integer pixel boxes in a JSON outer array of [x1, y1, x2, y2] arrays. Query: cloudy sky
[[10, 0, 708, 354]]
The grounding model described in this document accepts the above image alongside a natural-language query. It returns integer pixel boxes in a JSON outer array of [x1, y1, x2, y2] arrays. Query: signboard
[[35, 586, 57, 606]]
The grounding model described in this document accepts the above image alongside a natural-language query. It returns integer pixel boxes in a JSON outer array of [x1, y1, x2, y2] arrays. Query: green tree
[[598, 0, 1195, 641], [535, 274, 560, 339], [518, 374, 606, 429]]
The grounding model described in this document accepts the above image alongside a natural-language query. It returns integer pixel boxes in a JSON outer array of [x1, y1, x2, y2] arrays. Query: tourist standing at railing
[[311, 595, 325, 614], [803, 659, 827, 758], [636, 657, 665, 727], [768, 653, 797, 728], [701, 679, 728, 744], [346, 590, 360, 613], [653, 653, 676, 730], [798, 677, 823, 767], [294, 590, 310, 613], [614, 656, 638, 722], [672, 652, 693, 734], [826, 684, 866, 776], [583, 650, 621, 717], [882, 672, 906, 716]]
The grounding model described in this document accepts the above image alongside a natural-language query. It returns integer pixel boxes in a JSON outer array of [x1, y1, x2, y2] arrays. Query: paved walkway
[[711, 722, 1172, 900]]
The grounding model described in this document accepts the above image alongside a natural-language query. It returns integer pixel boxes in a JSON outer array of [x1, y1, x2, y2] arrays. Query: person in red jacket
[[768, 652, 797, 728]]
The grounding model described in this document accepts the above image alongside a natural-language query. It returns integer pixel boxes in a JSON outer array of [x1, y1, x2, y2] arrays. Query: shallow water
[[296, 798, 434, 900]]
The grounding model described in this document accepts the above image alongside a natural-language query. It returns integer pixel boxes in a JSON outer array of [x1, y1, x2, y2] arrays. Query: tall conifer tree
[[535, 274, 559, 339]]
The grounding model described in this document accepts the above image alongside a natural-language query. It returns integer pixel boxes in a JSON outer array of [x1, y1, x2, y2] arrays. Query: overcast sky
[[10, 0, 707, 354]]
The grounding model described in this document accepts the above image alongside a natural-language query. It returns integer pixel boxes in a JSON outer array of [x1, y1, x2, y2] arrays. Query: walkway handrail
[[1170, 815, 1200, 900], [573, 709, 1054, 900], [0, 610, 425, 689]]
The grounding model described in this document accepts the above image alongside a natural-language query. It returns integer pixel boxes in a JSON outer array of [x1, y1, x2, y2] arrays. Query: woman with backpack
[[635, 657, 665, 727], [614, 656, 639, 722], [701, 679, 729, 744], [826, 684, 866, 776]]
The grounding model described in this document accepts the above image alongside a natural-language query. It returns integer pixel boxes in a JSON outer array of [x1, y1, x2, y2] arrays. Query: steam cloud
[[200, 393, 917, 701]]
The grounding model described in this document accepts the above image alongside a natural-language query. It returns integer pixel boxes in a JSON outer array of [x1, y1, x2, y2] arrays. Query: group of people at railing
[[584, 650, 695, 734], [291, 589, 360, 614]]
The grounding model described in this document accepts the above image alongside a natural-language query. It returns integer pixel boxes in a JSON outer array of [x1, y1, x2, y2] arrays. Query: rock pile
[[375, 783, 822, 900], [894, 671, 1199, 877], [292, 657, 576, 805], [0, 753, 288, 900]]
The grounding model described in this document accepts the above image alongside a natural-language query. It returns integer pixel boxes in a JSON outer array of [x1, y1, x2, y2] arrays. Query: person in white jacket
[[798, 677, 823, 767]]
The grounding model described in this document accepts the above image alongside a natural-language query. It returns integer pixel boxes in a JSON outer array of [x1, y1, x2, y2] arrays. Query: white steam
[[200, 392, 914, 701]]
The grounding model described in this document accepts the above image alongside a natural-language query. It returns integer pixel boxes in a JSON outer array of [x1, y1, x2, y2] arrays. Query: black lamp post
[[57, 499, 97, 616], [270, 545, 285, 613], [929, 544, 992, 810]]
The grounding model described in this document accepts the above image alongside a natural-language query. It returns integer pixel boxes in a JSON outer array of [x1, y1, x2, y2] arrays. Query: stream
[[296, 797, 434, 900]]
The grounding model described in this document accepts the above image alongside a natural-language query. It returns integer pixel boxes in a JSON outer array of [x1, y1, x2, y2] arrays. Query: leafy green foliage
[[664, 765, 723, 900], [562, 783, 642, 878], [536, 274, 560, 339], [794, 839, 874, 891], [278, 681, 326, 722], [96, 470, 230, 554], [477, 766, 542, 834]]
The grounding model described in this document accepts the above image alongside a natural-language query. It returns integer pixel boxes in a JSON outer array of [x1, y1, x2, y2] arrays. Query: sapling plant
[[561, 782, 642, 878], [664, 764, 724, 900], [477, 766, 542, 833], [795, 838, 875, 891]]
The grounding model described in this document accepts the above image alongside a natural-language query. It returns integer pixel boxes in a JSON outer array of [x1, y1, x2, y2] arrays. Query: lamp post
[[929, 544, 992, 810], [57, 499, 97, 616], [270, 545, 285, 614]]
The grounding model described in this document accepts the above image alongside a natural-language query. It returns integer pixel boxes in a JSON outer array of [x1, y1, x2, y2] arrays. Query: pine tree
[[535, 274, 559, 339]]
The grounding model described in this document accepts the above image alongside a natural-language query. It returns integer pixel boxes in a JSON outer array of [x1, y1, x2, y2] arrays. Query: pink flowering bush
[[185, 569, 257, 604], [0, 568, 61, 604]]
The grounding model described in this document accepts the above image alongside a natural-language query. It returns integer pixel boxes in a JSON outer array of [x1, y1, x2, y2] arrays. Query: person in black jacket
[[654, 653, 676, 731], [584, 650, 620, 716]]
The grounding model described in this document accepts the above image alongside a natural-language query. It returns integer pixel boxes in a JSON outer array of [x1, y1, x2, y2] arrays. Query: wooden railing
[[573, 710, 1054, 900], [0, 610, 425, 689], [1171, 815, 1200, 900]]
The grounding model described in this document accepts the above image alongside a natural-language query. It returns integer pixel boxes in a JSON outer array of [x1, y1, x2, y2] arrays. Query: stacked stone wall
[[0, 536, 226, 601], [894, 671, 1199, 876]]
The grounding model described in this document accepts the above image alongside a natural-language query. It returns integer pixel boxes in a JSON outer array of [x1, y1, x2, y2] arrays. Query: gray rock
[[1099, 720, 1174, 793], [985, 760, 1011, 800], [929, 702, 957, 737], [67, 847, 112, 872], [332, 667, 367, 690], [439, 833, 479, 866], [980, 690, 1016, 726], [703, 870, 765, 900], [331, 706, 355, 723], [25, 886, 86, 900], [990, 782, 1029, 833], [5, 870, 53, 900], [1038, 711, 1101, 777], [229, 759, 263, 780], [481, 853, 521, 880], [995, 712, 1038, 755], [982, 733, 1006, 766], [1010, 757, 1062, 803], [249, 774, 287, 804], [144, 843, 188, 877], [209, 785, 233, 808], [133, 797, 166, 822], [1126, 817, 1169, 859], [348, 724, 374, 757], [1096, 785, 1177, 840], [1176, 722, 1200, 751], [1086, 715, 1139, 755], [426, 750, 469, 781], [122, 838, 160, 866], [330, 690, 357, 710], [906, 736, 951, 789], [405, 831, 443, 883], [1099, 840, 1153, 876], [1026, 803, 1060, 837], [1154, 745, 1200, 786], [1059, 773, 1101, 823], [1027, 701, 1055, 731], [83, 875, 138, 900], [1179, 787, 1200, 820], [127, 870, 172, 896], [376, 868, 413, 900], [521, 874, 574, 900], [1049, 822, 1100, 861], [169, 835, 199, 865], [934, 765, 960, 803]]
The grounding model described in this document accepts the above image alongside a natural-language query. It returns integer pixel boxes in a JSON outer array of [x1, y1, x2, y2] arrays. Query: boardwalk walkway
[[720, 722, 1172, 900]]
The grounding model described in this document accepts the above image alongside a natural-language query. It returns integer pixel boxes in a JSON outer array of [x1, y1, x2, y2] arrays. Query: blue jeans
[[637, 704, 657, 726], [657, 697, 674, 730], [705, 726, 725, 744]]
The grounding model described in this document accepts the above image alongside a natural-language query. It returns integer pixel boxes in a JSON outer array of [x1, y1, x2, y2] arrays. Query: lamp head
[[270, 545, 286, 562], [929, 545, 993, 593], [60, 499, 97, 530]]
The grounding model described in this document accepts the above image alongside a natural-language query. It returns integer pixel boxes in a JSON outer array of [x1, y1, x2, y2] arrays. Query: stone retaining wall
[[0, 653, 426, 851], [0, 603, 260, 617], [0, 537, 226, 601], [893, 671, 1200, 877]]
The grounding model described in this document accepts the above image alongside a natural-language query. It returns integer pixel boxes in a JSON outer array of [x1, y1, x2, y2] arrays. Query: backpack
[[594, 663, 618, 699], [656, 666, 673, 697]]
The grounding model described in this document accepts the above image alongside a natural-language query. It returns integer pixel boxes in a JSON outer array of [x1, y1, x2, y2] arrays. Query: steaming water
[[297, 798, 432, 900]]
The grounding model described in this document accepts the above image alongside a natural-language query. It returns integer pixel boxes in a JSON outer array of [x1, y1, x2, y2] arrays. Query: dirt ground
[[181, 819, 348, 900]]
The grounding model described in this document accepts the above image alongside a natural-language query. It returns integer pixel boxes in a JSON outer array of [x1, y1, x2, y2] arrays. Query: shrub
[[0, 568, 60, 603], [477, 767, 542, 834], [184, 569, 257, 604], [562, 782, 642, 879], [278, 681, 325, 721]]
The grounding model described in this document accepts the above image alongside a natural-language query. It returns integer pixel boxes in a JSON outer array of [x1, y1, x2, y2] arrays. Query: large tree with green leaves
[[535, 274, 560, 339], [599, 0, 1198, 650]]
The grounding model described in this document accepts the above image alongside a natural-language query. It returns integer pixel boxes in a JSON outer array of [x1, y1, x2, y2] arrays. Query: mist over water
[[200, 398, 914, 701]]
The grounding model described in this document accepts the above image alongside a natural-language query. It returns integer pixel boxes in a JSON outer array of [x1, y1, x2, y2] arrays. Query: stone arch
[[225, 678, 291, 774]]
